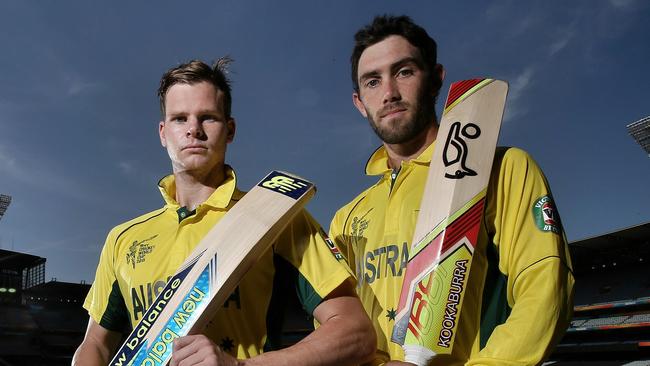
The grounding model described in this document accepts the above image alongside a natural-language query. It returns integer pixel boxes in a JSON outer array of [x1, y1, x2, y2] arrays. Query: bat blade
[[391, 79, 508, 365], [109, 171, 315, 366]]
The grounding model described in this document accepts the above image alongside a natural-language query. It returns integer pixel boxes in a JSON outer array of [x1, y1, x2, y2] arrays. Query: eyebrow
[[166, 108, 220, 116], [358, 56, 422, 84]]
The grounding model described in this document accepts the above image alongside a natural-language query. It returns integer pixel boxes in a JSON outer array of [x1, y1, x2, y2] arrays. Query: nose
[[382, 78, 401, 104], [186, 118, 205, 139]]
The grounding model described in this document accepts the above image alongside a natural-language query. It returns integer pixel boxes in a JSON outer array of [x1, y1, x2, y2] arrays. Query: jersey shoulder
[[332, 181, 379, 224], [336, 178, 384, 216], [493, 146, 545, 177], [495, 146, 536, 164], [105, 207, 167, 243]]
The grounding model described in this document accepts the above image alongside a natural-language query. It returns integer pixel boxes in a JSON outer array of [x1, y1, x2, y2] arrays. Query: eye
[[201, 115, 220, 123], [170, 116, 186, 123], [397, 68, 414, 78], [364, 79, 380, 89]]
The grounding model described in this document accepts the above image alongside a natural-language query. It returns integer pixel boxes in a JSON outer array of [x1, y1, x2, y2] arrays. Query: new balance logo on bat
[[259, 172, 312, 199], [263, 176, 307, 192]]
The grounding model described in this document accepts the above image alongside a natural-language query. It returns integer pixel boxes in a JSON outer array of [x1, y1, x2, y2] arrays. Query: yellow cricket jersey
[[84, 166, 353, 359], [329, 143, 574, 365]]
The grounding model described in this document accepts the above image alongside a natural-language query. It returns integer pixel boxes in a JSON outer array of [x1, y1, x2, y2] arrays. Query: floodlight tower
[[0, 194, 11, 221], [627, 116, 650, 157]]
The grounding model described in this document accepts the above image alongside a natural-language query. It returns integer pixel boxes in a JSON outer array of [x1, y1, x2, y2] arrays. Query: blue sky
[[1, 0, 649, 283]]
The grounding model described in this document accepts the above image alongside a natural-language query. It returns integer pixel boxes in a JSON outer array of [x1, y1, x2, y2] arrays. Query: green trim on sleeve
[[479, 242, 511, 349], [99, 280, 131, 333], [262, 253, 324, 351], [297, 271, 323, 316]]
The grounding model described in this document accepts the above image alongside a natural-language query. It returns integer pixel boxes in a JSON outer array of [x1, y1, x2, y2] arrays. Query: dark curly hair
[[351, 15, 440, 93]]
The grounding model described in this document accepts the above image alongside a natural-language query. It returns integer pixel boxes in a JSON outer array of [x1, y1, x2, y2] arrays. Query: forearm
[[73, 318, 121, 366], [244, 297, 376, 366], [72, 338, 112, 366]]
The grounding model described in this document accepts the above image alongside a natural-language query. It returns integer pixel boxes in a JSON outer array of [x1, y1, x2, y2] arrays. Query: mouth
[[380, 108, 407, 118], [182, 145, 207, 152]]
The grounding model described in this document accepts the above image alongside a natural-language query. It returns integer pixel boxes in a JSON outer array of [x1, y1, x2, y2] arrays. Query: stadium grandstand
[[0, 249, 90, 365], [547, 221, 650, 365]]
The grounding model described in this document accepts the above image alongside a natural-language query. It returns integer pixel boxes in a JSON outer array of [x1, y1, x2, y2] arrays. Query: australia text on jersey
[[131, 279, 242, 322], [357, 242, 409, 285]]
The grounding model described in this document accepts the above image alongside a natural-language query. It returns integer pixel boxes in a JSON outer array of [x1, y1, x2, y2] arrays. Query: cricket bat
[[391, 79, 508, 365], [109, 171, 315, 366]]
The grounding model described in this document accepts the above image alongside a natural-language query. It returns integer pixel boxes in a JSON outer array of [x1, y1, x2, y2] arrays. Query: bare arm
[[250, 280, 376, 366], [171, 280, 376, 366], [72, 318, 122, 366]]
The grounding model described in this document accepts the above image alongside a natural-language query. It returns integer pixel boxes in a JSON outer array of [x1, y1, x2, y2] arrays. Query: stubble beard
[[366, 86, 437, 145]]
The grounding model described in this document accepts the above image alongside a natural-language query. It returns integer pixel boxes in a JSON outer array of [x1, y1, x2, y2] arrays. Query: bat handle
[[403, 345, 436, 366]]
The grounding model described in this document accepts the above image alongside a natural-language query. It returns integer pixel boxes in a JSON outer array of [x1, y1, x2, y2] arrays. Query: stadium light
[[626, 116, 650, 157], [0, 194, 11, 220]]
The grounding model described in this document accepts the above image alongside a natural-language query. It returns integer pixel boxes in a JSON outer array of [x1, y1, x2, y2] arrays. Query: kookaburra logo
[[442, 122, 481, 179]]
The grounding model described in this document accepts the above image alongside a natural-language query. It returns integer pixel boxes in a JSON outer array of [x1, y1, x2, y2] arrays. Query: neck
[[384, 123, 438, 169], [173, 165, 226, 210]]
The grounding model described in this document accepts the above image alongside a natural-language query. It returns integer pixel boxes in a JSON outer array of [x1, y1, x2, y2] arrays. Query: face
[[159, 81, 235, 176], [353, 35, 442, 144]]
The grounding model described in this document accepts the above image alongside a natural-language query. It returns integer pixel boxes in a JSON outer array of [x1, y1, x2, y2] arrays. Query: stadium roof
[[24, 280, 90, 300], [0, 249, 46, 272], [571, 221, 650, 249], [570, 221, 650, 273]]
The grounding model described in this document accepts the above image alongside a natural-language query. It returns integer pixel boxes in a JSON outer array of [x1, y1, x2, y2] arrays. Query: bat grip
[[403, 345, 436, 366]]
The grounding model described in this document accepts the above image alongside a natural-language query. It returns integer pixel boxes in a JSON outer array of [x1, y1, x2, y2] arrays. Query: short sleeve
[[274, 210, 355, 314], [83, 228, 130, 332]]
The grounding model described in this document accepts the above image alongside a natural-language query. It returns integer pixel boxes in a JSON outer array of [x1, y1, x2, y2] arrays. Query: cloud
[[484, 1, 513, 21], [54, 71, 103, 99], [510, 67, 535, 102], [118, 161, 135, 175], [65, 73, 101, 97], [0, 142, 94, 203], [609, 0, 636, 8], [548, 31, 574, 57], [2, 66, 102, 104], [38, 230, 107, 254], [510, 15, 541, 38], [504, 66, 536, 123], [0, 144, 27, 182]]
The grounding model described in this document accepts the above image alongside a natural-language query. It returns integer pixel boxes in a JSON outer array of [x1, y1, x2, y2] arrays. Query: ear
[[226, 118, 236, 143], [435, 63, 445, 87], [158, 121, 167, 147], [352, 92, 368, 118]]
